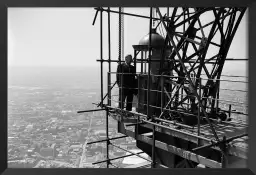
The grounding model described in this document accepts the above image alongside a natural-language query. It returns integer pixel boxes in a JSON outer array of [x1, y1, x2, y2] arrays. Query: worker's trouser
[[119, 87, 134, 111]]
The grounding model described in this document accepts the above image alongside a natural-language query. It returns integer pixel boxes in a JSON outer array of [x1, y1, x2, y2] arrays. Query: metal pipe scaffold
[[77, 7, 248, 169]]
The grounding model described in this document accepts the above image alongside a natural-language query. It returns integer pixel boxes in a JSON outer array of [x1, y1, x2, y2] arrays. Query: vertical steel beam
[[167, 7, 169, 19], [134, 49, 137, 112], [183, 8, 186, 33], [147, 7, 153, 119], [118, 7, 124, 112], [106, 108, 109, 168], [138, 74, 141, 113], [136, 75, 140, 140], [134, 50, 137, 71], [118, 7, 122, 64], [147, 7, 155, 168], [121, 8, 124, 60], [100, 9, 103, 108], [106, 7, 111, 168], [121, 72, 123, 111], [216, 82, 220, 110], [106, 73, 111, 168], [144, 51, 147, 73], [141, 51, 143, 74], [108, 7, 111, 107], [197, 78, 201, 146], [161, 75, 164, 113], [228, 104, 232, 119], [152, 125, 156, 168]]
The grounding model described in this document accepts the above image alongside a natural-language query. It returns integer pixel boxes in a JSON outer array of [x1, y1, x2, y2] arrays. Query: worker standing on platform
[[116, 54, 136, 112]]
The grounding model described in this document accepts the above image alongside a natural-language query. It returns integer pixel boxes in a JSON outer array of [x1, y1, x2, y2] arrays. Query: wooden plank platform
[[119, 123, 246, 168], [111, 113, 138, 123], [120, 128, 222, 168], [109, 107, 146, 123], [109, 107, 248, 159], [142, 122, 248, 159], [189, 122, 248, 159]]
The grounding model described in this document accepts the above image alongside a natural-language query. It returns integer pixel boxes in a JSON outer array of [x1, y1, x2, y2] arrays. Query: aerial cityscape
[[8, 7, 248, 168], [8, 67, 148, 168], [7, 66, 247, 168]]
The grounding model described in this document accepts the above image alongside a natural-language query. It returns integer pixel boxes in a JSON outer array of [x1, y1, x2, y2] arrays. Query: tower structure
[[78, 7, 248, 168]]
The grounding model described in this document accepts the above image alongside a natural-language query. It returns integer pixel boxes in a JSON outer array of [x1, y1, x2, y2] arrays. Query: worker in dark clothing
[[116, 54, 136, 111]]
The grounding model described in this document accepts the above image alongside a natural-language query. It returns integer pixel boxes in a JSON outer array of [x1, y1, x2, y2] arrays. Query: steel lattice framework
[[78, 7, 248, 169], [157, 8, 245, 110], [149, 7, 247, 141]]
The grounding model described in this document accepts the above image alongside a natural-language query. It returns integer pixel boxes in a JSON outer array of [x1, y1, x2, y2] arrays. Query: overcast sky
[[8, 8, 248, 72]]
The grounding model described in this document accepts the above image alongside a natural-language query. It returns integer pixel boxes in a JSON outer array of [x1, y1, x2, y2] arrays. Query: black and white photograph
[[8, 7, 248, 169]]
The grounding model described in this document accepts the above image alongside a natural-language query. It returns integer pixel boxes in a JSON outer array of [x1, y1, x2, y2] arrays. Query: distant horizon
[[8, 8, 248, 69], [8, 65, 100, 68], [8, 62, 248, 73]]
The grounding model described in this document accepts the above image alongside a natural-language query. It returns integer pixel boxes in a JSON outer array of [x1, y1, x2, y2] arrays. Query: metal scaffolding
[[78, 7, 248, 168]]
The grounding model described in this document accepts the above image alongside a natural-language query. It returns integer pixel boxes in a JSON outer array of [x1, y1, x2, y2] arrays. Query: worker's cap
[[125, 54, 133, 62]]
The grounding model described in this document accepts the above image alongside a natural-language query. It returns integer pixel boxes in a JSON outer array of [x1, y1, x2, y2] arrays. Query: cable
[[121, 7, 124, 60]]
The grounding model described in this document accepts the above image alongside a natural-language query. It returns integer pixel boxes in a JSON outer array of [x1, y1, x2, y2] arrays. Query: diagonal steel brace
[[156, 7, 220, 142]]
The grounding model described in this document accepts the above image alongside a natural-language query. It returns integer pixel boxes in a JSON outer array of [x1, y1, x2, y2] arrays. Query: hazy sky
[[8, 8, 248, 71]]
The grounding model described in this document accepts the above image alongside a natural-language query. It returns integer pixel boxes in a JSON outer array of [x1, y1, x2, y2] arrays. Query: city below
[[8, 84, 150, 168]]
